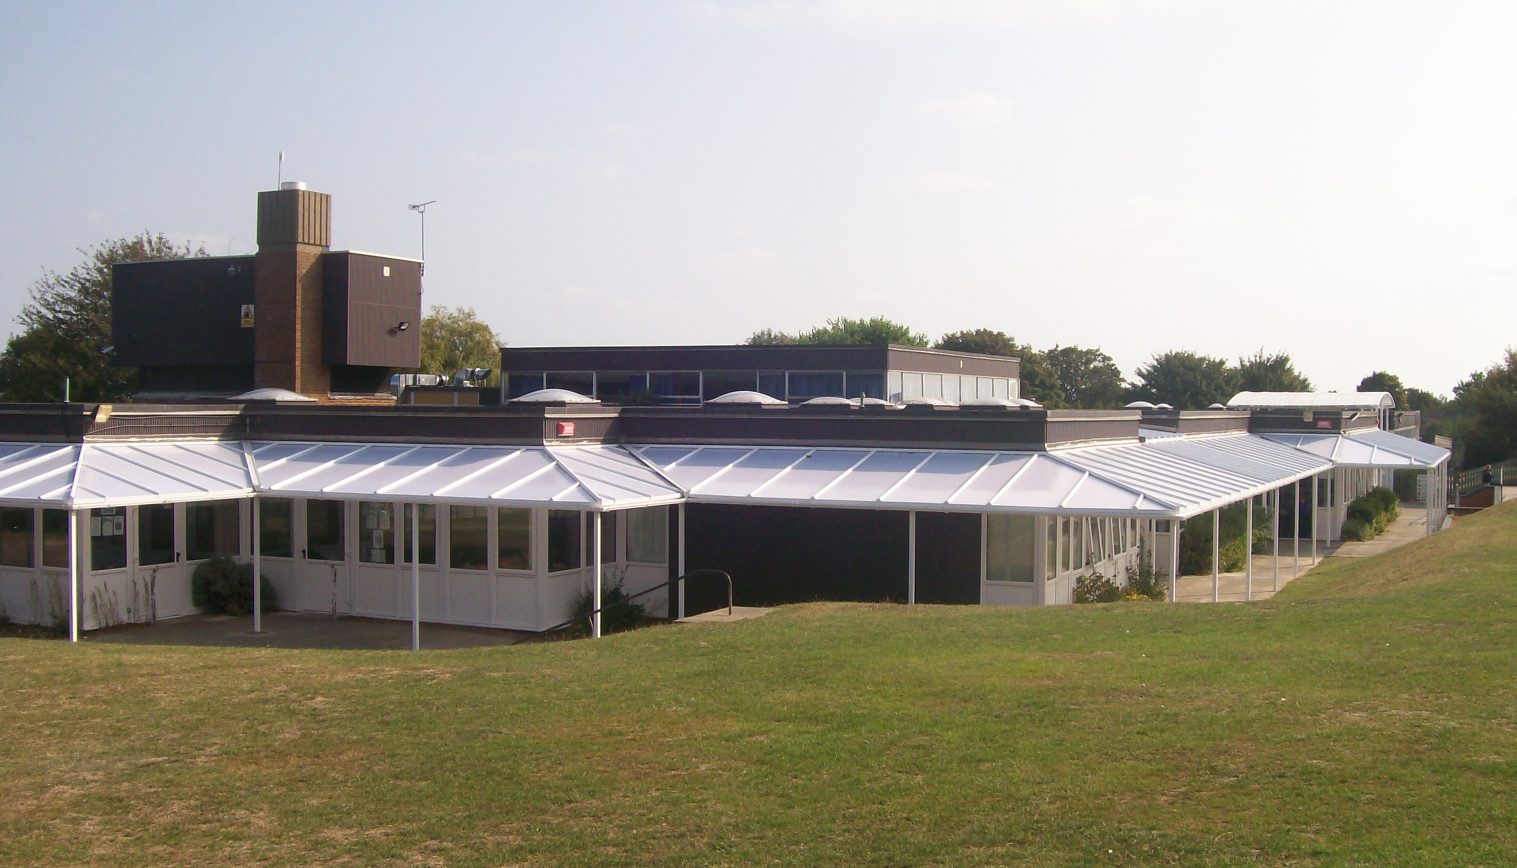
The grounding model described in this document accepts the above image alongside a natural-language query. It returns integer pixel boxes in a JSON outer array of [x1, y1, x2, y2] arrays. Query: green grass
[[4, 504, 1517, 865]]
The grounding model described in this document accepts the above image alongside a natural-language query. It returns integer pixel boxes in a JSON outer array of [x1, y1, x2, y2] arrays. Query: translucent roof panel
[[1055, 442, 1265, 519], [1348, 428, 1450, 467], [1147, 434, 1330, 484], [1261, 433, 1417, 468], [248, 442, 679, 510], [630, 446, 1170, 516], [1229, 391, 1394, 410], [72, 442, 253, 508], [0, 443, 79, 506]]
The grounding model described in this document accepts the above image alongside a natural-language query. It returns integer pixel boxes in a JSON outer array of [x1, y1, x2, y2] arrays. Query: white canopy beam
[[1211, 507, 1220, 603], [252, 496, 262, 634], [68, 509, 79, 643], [410, 502, 420, 651]]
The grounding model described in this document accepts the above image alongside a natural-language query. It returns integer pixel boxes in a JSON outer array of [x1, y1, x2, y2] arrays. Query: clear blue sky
[[3, 1, 1513, 396]]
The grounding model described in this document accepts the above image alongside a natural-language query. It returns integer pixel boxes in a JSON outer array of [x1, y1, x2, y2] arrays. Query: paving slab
[[677, 606, 773, 624]]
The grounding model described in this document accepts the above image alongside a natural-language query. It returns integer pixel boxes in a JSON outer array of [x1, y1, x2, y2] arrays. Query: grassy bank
[[3, 503, 1516, 865]]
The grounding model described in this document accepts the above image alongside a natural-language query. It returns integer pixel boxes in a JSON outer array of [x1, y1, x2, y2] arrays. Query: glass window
[[545, 371, 594, 396], [976, 377, 993, 399], [702, 371, 757, 401], [138, 504, 175, 566], [1044, 517, 1056, 580], [901, 372, 924, 400], [260, 498, 293, 558], [787, 371, 845, 400], [497, 507, 531, 571], [757, 371, 786, 398], [0, 507, 34, 568], [649, 371, 701, 402], [1070, 518, 1085, 570], [986, 513, 1036, 583], [449, 505, 489, 570], [595, 371, 647, 403], [401, 503, 437, 565], [992, 378, 1009, 399], [359, 502, 396, 564], [306, 499, 345, 561], [627, 507, 667, 563], [599, 511, 618, 563], [548, 510, 582, 572], [507, 372, 545, 399], [42, 509, 67, 568], [187, 501, 240, 561], [90, 507, 127, 571], [844, 372, 886, 400], [923, 373, 943, 399], [888, 371, 904, 402], [943, 375, 960, 404]]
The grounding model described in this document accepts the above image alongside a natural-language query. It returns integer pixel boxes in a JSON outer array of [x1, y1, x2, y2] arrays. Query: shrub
[[191, 556, 278, 616], [571, 575, 646, 634], [1123, 552, 1166, 602], [1340, 517, 1371, 541], [1369, 486, 1399, 514], [1073, 571, 1122, 604], [1346, 501, 1378, 526], [1179, 504, 1260, 574]]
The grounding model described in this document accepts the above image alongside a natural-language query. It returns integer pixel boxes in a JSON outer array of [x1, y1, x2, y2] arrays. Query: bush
[[1346, 501, 1377, 526], [1073, 571, 1122, 604], [1179, 503, 1261, 574], [1123, 553, 1166, 602], [571, 575, 646, 634], [1369, 486, 1399, 514], [191, 556, 278, 616], [1340, 517, 1371, 541]]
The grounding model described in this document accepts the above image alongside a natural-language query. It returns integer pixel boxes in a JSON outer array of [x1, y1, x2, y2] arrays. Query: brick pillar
[[254, 186, 331, 396]]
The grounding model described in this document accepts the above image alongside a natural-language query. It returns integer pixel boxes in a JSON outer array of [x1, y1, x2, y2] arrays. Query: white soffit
[[248, 442, 682, 511], [629, 445, 1169, 516]]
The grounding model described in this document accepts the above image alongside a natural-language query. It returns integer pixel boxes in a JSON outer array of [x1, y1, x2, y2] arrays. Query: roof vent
[[280, 180, 307, 191], [234, 388, 318, 403], [510, 388, 598, 404], [1124, 401, 1156, 409]]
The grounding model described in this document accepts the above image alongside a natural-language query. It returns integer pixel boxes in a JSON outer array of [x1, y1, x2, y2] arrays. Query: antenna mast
[[408, 200, 436, 281]]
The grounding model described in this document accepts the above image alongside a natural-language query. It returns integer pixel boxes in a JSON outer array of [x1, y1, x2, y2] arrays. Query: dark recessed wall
[[111, 256, 256, 368], [322, 252, 422, 369]]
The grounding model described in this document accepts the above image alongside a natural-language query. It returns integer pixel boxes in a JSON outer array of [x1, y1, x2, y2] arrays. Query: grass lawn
[[3, 503, 1516, 865]]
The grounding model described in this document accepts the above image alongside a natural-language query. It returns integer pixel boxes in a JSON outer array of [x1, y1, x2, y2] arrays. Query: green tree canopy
[[0, 233, 204, 402], [746, 316, 927, 347], [1453, 349, 1517, 468], [1044, 345, 1126, 408], [1236, 349, 1313, 392], [1357, 371, 1407, 408], [1128, 350, 1239, 409], [419, 305, 503, 382], [935, 329, 1060, 406]]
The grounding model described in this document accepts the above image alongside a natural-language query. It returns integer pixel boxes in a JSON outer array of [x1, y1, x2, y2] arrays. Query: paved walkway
[[1173, 507, 1430, 603], [677, 605, 773, 624], [88, 611, 536, 650]]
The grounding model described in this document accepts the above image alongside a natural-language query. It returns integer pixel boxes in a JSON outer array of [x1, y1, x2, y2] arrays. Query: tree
[[1452, 349, 1517, 468], [1236, 349, 1313, 392], [0, 233, 204, 402], [1044, 345, 1126, 408], [746, 316, 927, 347], [1357, 371, 1407, 408], [1128, 350, 1239, 409], [935, 329, 1060, 406], [419, 305, 503, 382]]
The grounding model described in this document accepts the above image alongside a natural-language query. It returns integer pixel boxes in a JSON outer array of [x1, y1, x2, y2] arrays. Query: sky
[[2, 0, 1514, 397]]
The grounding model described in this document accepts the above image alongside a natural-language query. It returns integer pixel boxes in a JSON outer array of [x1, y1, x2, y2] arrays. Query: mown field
[[3, 503, 1515, 865]]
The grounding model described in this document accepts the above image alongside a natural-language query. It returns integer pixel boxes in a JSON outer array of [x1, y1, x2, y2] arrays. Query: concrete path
[[88, 611, 536, 650], [677, 606, 773, 624], [1173, 507, 1428, 603]]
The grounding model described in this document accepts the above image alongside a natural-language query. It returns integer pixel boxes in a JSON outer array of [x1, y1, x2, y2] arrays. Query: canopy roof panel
[[1147, 433, 1331, 484], [1228, 391, 1394, 410], [629, 445, 1168, 516], [72, 441, 254, 508], [1261, 432, 1445, 469], [248, 442, 681, 510], [1054, 442, 1269, 519], [1349, 428, 1450, 467], [0, 443, 79, 506]]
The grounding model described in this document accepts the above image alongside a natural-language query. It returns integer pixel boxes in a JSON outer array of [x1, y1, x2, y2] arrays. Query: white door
[[298, 498, 351, 615], [132, 503, 192, 620]]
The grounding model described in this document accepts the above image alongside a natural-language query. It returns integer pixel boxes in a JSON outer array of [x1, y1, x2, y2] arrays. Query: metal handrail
[[546, 568, 735, 635]]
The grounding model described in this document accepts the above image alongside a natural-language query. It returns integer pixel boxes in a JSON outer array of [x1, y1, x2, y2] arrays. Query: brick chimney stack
[[254, 182, 332, 395]]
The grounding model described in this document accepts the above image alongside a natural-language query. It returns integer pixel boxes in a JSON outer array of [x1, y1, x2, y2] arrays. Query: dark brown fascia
[[1248, 408, 1378, 434]]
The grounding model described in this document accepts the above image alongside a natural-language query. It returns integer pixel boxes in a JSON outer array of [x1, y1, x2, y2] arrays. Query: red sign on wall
[[1315, 419, 1333, 429], [556, 421, 576, 437]]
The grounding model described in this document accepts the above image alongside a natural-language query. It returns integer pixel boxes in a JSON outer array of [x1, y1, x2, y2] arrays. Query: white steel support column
[[1425, 469, 1434, 536], [1311, 474, 1319, 565], [591, 512, 603, 639], [1293, 480, 1301, 577], [907, 510, 917, 605], [1245, 496, 1254, 601], [1168, 521, 1180, 603], [410, 502, 420, 651], [68, 510, 80, 643], [252, 497, 262, 634], [1271, 487, 1280, 593], [1211, 507, 1220, 603], [677, 502, 686, 620]]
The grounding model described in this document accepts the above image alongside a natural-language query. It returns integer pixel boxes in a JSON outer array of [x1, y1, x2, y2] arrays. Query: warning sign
[[240, 304, 255, 328]]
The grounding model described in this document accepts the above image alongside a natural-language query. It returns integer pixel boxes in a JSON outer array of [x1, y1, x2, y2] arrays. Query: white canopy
[[248, 442, 682, 511], [0, 441, 254, 509], [1228, 391, 1394, 411], [630, 445, 1169, 517], [1262, 430, 1448, 469]]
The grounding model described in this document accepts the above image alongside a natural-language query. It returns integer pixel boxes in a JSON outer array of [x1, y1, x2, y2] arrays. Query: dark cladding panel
[[322, 252, 422, 368], [111, 257, 256, 368], [888, 346, 1019, 378], [914, 511, 982, 604], [500, 344, 890, 374]]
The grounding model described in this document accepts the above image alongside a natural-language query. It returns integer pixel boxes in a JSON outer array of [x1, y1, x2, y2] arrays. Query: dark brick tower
[[254, 182, 332, 395]]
